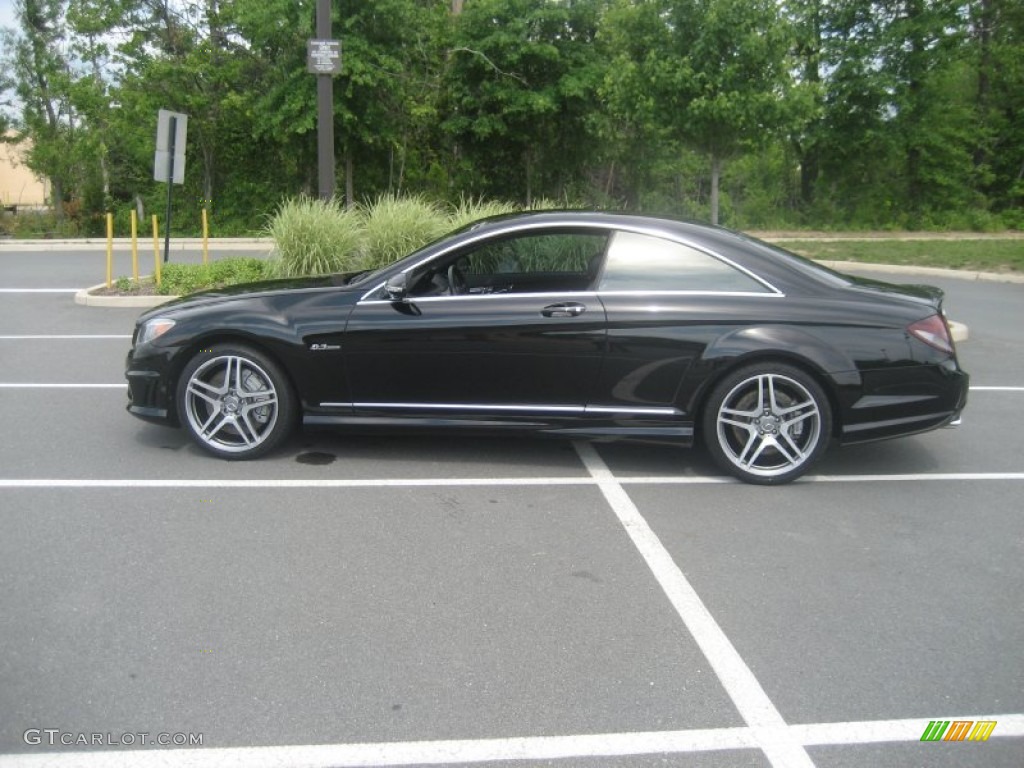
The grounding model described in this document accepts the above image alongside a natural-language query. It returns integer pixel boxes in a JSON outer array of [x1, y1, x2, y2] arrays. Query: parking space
[[1, 247, 1022, 767]]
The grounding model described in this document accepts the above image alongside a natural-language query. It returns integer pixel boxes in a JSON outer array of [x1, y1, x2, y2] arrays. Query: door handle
[[541, 302, 587, 318]]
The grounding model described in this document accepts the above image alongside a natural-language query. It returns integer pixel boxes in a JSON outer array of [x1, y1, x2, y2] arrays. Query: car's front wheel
[[702, 363, 832, 485], [176, 344, 296, 459]]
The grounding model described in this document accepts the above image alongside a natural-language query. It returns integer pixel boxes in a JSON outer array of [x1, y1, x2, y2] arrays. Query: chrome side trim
[[359, 291, 600, 305], [585, 405, 682, 416], [344, 402, 583, 413], [358, 289, 784, 306], [319, 401, 682, 416]]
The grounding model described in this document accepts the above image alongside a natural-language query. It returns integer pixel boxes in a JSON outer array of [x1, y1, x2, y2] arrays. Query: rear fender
[[680, 326, 862, 432]]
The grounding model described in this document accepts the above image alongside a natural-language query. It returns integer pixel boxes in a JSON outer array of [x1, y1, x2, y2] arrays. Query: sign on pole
[[154, 109, 188, 263], [153, 109, 187, 184], [307, 40, 342, 75]]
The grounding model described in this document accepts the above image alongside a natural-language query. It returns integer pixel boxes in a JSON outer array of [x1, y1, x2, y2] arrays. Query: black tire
[[702, 362, 832, 485], [176, 343, 296, 460]]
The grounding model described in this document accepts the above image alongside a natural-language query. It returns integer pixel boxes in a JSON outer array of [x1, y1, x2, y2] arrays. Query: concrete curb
[[948, 321, 969, 343], [74, 281, 179, 308], [1, 237, 272, 252], [819, 260, 1024, 284]]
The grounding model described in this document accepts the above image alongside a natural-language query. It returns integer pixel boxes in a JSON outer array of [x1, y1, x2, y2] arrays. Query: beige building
[[1, 132, 50, 211]]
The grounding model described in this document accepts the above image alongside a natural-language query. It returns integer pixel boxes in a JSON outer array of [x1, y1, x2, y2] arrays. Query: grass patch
[[783, 239, 1024, 272], [96, 258, 271, 296]]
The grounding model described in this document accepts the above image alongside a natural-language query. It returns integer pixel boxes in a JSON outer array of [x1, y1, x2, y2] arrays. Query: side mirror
[[384, 273, 408, 301]]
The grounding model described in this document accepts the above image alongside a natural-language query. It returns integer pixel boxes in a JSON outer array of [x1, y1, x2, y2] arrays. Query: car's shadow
[[133, 423, 947, 480]]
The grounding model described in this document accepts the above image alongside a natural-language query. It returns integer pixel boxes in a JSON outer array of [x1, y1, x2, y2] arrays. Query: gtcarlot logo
[[920, 720, 997, 742], [23, 729, 204, 747]]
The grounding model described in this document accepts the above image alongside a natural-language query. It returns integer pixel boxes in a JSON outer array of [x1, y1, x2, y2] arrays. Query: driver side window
[[411, 231, 609, 297]]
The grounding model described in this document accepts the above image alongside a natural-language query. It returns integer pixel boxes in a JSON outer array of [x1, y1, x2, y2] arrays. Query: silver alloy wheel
[[182, 355, 279, 454], [715, 372, 822, 479]]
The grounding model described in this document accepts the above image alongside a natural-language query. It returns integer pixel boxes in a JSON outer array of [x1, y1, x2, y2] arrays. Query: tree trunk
[[345, 155, 354, 209], [710, 153, 721, 226]]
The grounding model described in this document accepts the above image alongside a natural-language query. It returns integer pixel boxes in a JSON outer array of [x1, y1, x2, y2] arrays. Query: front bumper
[[125, 347, 179, 426]]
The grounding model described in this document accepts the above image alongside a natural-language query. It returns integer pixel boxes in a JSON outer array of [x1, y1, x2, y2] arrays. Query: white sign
[[307, 39, 342, 75], [153, 109, 188, 184]]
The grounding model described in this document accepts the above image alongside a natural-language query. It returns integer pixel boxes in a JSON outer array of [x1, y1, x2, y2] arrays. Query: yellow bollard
[[105, 212, 114, 289], [202, 208, 209, 265], [152, 215, 161, 287], [130, 210, 139, 283]]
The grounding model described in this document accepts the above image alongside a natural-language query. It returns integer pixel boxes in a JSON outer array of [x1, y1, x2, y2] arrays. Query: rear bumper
[[839, 365, 968, 444]]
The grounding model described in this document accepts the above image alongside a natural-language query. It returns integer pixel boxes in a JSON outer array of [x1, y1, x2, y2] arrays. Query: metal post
[[164, 115, 176, 263], [317, 0, 335, 200]]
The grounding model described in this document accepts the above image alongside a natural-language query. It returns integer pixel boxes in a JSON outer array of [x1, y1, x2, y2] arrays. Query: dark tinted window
[[462, 232, 607, 276], [598, 231, 772, 293]]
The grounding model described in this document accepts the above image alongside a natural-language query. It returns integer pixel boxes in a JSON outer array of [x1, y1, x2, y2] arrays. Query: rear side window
[[598, 231, 773, 293]]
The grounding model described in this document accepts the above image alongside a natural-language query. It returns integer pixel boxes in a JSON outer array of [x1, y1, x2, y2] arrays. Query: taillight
[[908, 314, 954, 355]]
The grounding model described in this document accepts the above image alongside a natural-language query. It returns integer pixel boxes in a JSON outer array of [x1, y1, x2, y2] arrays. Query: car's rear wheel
[[176, 344, 295, 459], [702, 363, 831, 485]]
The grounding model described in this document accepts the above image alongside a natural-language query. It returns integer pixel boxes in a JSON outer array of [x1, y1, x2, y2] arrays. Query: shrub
[[360, 193, 448, 269], [264, 195, 364, 277], [447, 195, 518, 231], [156, 258, 270, 295]]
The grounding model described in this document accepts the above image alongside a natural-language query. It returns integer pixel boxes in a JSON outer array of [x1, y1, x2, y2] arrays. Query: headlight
[[137, 317, 176, 345]]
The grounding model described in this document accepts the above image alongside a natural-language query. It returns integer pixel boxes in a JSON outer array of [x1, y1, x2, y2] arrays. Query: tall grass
[[360, 194, 449, 269], [263, 193, 586, 279], [448, 195, 518, 231], [264, 195, 364, 277]]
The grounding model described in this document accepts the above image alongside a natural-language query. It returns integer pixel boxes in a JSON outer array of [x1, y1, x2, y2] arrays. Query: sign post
[[153, 109, 188, 263], [308, 0, 341, 201]]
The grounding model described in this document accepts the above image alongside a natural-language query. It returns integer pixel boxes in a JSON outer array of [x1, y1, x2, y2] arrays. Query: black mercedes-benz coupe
[[125, 211, 968, 484]]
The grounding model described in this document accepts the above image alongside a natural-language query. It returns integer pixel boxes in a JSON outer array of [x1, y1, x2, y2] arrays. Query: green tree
[[442, 0, 607, 204]]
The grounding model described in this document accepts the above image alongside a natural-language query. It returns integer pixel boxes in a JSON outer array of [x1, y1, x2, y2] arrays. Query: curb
[[819, 260, 1024, 284], [948, 321, 969, 343], [1, 238, 272, 252], [74, 281, 179, 308]]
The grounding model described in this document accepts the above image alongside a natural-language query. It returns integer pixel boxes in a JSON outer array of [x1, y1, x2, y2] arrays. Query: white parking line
[[3, 715, 1018, 767], [574, 441, 814, 768], [0, 383, 125, 388], [0, 382, 1020, 391], [0, 288, 81, 293], [0, 335, 131, 340], [1, 472, 1023, 489]]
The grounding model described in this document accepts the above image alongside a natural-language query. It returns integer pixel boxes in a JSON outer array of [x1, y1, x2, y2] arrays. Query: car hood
[[141, 273, 362, 319]]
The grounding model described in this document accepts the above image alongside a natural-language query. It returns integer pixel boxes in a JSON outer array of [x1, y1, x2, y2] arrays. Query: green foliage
[[447, 195, 518, 230], [785, 238, 1024, 272], [264, 196, 365, 277], [1, 0, 1021, 234], [359, 194, 448, 269], [157, 258, 271, 295]]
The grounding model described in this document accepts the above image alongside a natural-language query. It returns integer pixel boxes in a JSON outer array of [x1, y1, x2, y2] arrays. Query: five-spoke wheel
[[177, 344, 295, 459], [703, 363, 832, 484]]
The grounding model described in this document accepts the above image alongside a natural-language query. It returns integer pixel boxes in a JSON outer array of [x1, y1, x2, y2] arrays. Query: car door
[[341, 230, 610, 419]]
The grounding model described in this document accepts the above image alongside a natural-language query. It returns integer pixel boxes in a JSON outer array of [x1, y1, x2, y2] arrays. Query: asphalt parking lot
[[1, 244, 1022, 768]]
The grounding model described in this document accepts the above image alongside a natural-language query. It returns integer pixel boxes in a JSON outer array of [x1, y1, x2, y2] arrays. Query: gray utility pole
[[315, 0, 336, 200]]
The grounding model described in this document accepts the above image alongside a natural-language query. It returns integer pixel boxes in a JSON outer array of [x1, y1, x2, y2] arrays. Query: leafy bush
[[360, 193, 449, 269], [157, 258, 270, 295], [264, 195, 364, 277]]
